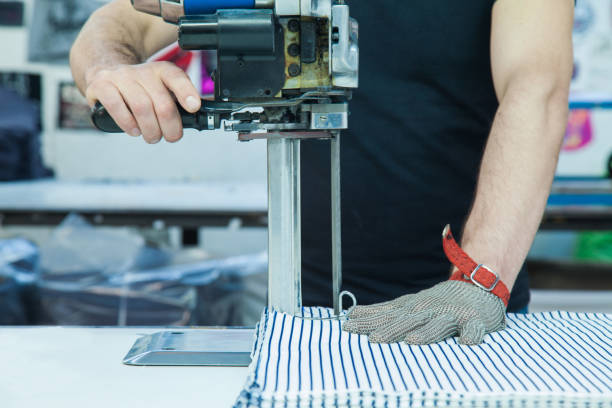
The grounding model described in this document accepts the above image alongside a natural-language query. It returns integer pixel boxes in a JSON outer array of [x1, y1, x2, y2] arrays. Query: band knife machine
[[91, 0, 359, 366]]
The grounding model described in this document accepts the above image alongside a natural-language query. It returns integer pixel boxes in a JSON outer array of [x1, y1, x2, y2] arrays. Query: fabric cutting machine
[[91, 0, 359, 365]]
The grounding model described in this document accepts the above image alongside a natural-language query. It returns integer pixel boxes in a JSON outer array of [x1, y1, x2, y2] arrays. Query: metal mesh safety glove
[[342, 225, 510, 345], [342, 280, 505, 345]]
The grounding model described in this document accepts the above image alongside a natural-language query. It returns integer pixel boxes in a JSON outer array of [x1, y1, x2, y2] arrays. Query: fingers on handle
[[116, 79, 163, 144], [368, 310, 433, 344], [458, 318, 486, 345], [137, 73, 183, 143], [158, 63, 201, 113], [86, 82, 140, 136], [403, 314, 459, 345]]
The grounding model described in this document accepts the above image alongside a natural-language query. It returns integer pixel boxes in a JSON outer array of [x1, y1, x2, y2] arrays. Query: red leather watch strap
[[442, 225, 510, 308]]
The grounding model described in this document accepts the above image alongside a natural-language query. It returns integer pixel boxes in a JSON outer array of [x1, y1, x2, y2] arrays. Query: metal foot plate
[[123, 329, 254, 366]]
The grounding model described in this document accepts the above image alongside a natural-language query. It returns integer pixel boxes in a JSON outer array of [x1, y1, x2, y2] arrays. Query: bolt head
[[288, 19, 300, 32], [288, 63, 301, 77], [288, 43, 300, 57]]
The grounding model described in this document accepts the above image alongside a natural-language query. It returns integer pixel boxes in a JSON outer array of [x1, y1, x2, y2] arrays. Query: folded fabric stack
[[234, 307, 612, 408]]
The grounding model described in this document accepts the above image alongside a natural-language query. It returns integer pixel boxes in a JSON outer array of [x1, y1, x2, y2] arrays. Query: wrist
[[458, 243, 511, 284], [457, 219, 519, 290], [442, 225, 511, 308]]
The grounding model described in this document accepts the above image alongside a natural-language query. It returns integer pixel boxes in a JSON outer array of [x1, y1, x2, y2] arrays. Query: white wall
[[0, 0, 267, 183]]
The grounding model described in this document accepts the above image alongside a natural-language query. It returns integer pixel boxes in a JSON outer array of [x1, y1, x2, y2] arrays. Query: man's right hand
[[84, 61, 202, 144]]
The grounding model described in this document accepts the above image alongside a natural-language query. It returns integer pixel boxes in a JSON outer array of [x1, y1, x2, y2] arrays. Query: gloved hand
[[343, 225, 510, 345], [342, 280, 506, 345]]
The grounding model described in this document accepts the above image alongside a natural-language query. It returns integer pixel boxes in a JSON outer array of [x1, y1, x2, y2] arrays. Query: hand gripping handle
[[90, 101, 206, 133]]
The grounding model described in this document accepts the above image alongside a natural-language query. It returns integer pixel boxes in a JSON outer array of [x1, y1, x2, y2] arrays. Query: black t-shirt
[[300, 0, 530, 312]]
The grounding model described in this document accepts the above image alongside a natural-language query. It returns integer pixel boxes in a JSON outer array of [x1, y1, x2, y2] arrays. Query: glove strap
[[442, 225, 510, 307]]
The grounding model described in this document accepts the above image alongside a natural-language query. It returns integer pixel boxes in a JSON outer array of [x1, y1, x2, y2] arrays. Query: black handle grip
[[89, 99, 247, 133], [91, 102, 124, 133], [90, 101, 205, 133]]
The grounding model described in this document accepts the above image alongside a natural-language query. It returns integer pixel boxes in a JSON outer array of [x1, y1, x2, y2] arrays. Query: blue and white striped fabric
[[234, 308, 612, 408]]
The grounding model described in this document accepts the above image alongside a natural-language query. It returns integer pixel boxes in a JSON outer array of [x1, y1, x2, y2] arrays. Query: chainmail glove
[[342, 280, 506, 345]]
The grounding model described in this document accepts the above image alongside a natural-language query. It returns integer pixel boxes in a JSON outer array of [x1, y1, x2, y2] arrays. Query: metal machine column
[[331, 133, 342, 316], [267, 138, 302, 315]]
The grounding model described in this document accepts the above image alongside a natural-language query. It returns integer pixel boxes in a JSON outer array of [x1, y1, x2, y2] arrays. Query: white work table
[[0, 327, 251, 408]]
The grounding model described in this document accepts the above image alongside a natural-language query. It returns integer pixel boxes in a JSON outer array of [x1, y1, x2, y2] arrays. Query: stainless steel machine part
[[123, 329, 253, 366], [331, 132, 342, 315], [255, 0, 275, 8], [274, 0, 299, 16], [308, 103, 349, 130], [267, 138, 302, 315], [301, 0, 332, 17], [331, 5, 359, 88]]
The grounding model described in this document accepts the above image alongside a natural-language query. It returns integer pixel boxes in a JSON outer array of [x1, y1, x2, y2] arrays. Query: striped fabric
[[234, 308, 612, 408]]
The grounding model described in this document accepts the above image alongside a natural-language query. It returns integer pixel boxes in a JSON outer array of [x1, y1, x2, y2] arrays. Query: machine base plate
[[123, 329, 254, 366]]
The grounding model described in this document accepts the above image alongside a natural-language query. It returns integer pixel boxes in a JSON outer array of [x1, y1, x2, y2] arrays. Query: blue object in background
[[547, 193, 612, 206], [184, 0, 255, 15], [529, 231, 578, 261], [0, 239, 39, 285], [0, 277, 26, 324], [0, 239, 40, 325], [0, 87, 52, 181]]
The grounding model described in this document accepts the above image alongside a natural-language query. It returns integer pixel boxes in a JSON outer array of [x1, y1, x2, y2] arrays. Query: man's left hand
[[342, 280, 506, 345]]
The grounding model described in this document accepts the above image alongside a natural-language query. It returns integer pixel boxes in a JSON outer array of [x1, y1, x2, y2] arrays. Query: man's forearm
[[459, 82, 569, 290], [69, 1, 197, 142], [70, 7, 146, 94], [70, 0, 178, 96]]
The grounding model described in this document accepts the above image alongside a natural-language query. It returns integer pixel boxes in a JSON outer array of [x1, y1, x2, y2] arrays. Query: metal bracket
[[297, 290, 357, 321], [238, 130, 332, 141]]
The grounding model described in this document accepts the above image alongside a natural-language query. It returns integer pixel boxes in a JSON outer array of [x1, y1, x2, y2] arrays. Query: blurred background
[[0, 0, 610, 327]]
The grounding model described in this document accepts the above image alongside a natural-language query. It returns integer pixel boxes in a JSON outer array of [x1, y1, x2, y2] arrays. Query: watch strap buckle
[[464, 264, 499, 292]]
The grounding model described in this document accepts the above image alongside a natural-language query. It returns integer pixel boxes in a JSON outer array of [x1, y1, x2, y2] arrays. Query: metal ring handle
[[297, 290, 357, 321]]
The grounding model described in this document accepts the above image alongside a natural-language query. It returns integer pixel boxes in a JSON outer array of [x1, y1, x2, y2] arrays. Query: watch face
[[0, 1, 24, 27]]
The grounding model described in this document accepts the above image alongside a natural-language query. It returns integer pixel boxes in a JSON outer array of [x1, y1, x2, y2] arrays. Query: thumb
[[458, 318, 486, 345]]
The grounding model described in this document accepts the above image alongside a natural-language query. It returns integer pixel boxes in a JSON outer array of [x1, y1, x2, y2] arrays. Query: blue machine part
[[183, 0, 255, 14]]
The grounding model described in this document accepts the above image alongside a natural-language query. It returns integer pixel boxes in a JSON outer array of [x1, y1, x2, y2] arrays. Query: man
[[71, 0, 574, 344]]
